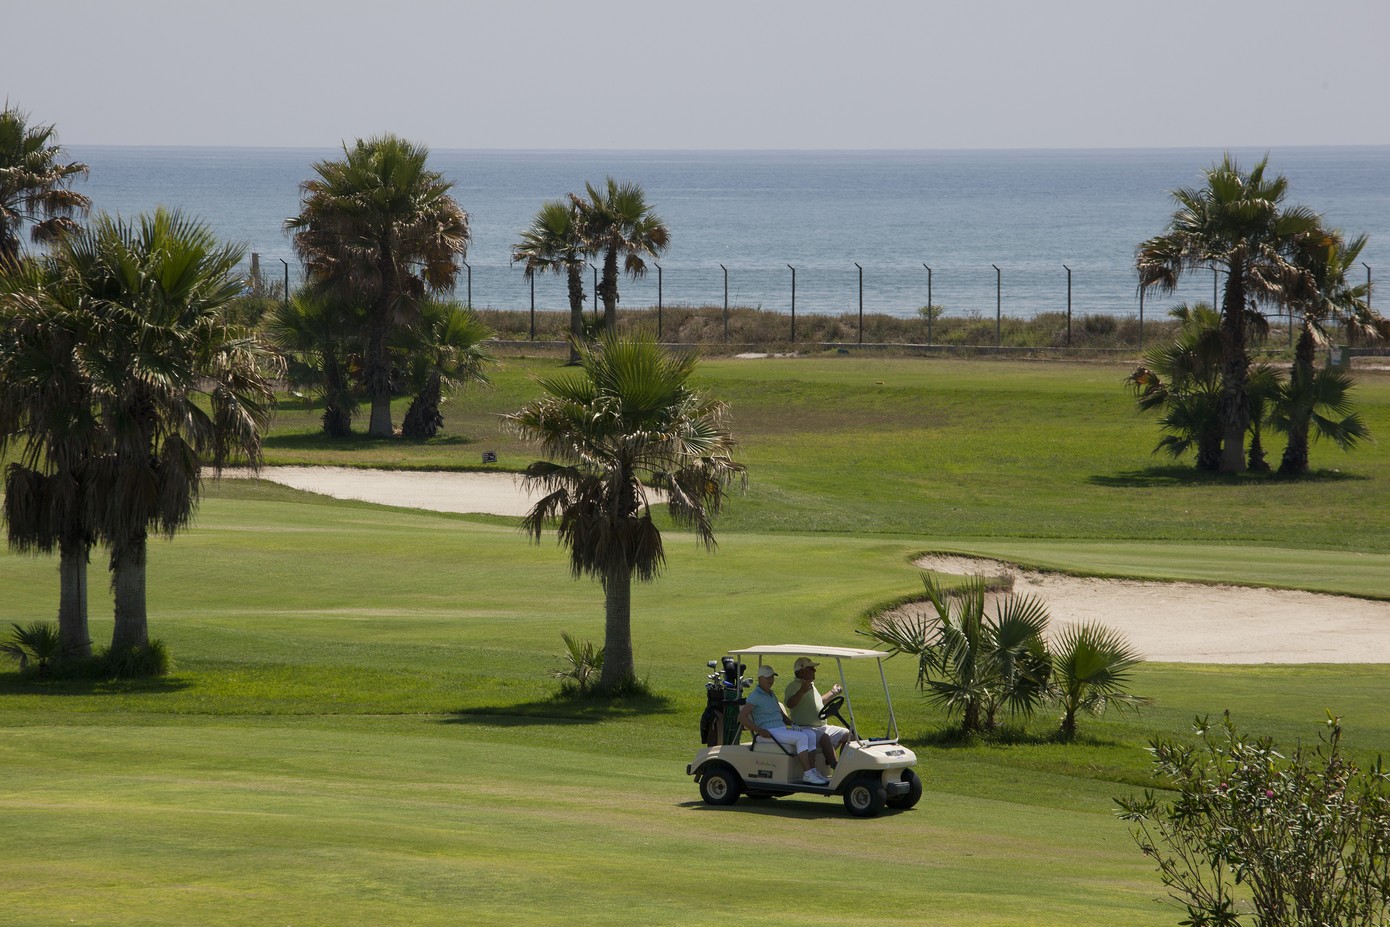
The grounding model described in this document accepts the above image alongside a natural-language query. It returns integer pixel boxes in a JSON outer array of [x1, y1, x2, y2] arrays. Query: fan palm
[[504, 334, 744, 691], [286, 135, 470, 437], [1050, 622, 1146, 741], [1280, 230, 1387, 475], [397, 301, 493, 440], [513, 199, 588, 364], [1269, 366, 1370, 473], [0, 261, 102, 660], [1137, 155, 1319, 472], [266, 290, 365, 437], [56, 208, 280, 654], [867, 573, 1051, 734], [571, 178, 670, 337], [0, 105, 90, 267]]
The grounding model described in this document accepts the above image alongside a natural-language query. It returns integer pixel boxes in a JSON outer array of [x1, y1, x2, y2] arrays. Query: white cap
[[757, 665, 777, 678]]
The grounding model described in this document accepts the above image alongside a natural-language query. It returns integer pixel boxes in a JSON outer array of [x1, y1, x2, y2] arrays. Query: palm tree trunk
[[600, 247, 619, 337], [1218, 266, 1250, 473], [600, 566, 635, 691], [567, 265, 585, 365], [365, 323, 393, 438], [110, 535, 149, 652], [1279, 324, 1318, 476], [57, 538, 92, 661]]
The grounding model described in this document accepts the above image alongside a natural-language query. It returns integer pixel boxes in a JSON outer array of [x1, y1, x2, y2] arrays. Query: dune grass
[[4, 353, 1390, 925]]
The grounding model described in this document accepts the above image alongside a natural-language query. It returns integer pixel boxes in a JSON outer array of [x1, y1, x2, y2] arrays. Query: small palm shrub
[[1117, 713, 1390, 927], [97, 639, 170, 679], [0, 621, 64, 676], [870, 571, 1146, 740], [550, 633, 604, 696]]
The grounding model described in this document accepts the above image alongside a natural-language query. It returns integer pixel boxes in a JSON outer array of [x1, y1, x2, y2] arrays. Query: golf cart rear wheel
[[699, 767, 740, 806], [887, 768, 923, 810], [844, 776, 888, 817]]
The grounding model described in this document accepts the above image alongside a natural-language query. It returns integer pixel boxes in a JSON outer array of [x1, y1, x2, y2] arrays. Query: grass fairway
[[4, 484, 1390, 927], [4, 354, 1389, 925]]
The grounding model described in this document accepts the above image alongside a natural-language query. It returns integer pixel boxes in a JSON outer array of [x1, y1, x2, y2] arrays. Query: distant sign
[[482, 451, 498, 464]]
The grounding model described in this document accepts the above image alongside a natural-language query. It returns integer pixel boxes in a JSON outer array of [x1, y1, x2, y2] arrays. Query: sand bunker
[[910, 554, 1390, 664]]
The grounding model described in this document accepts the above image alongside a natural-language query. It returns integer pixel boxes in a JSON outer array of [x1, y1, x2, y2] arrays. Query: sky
[[5, 0, 1389, 151]]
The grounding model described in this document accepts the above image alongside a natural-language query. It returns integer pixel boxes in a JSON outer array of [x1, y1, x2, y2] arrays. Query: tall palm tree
[[504, 334, 744, 691], [513, 199, 587, 364], [267, 290, 365, 437], [57, 208, 280, 654], [0, 261, 102, 660], [571, 178, 669, 337], [1137, 155, 1319, 473], [0, 105, 90, 267], [397, 301, 493, 440], [286, 135, 470, 437], [1279, 230, 1387, 475]]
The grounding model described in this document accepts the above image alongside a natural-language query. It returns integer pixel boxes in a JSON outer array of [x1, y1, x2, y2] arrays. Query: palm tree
[[1279, 230, 1387, 475], [1137, 155, 1319, 473], [286, 135, 470, 437], [571, 178, 670, 337], [1128, 303, 1280, 472], [1049, 622, 1145, 741], [398, 301, 493, 440], [0, 105, 90, 267], [513, 199, 588, 363], [1268, 366, 1370, 474], [867, 573, 1051, 734], [504, 334, 745, 692], [56, 208, 280, 654], [0, 261, 102, 660], [267, 290, 365, 437]]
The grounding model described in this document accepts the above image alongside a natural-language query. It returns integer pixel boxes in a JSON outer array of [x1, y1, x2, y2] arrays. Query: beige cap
[[793, 657, 820, 672]]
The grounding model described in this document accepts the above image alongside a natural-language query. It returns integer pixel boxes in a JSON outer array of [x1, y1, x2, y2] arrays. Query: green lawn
[[3, 353, 1389, 926]]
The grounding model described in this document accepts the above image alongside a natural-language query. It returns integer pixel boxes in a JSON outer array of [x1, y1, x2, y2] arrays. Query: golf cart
[[687, 644, 921, 817]]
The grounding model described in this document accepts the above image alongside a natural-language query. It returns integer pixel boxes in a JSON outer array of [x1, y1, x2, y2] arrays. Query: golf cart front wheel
[[886, 768, 923, 810], [843, 776, 887, 817], [699, 767, 740, 806]]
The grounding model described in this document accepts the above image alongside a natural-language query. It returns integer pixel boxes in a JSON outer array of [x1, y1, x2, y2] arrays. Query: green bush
[[96, 639, 171, 679], [1116, 713, 1390, 926], [0, 621, 63, 676]]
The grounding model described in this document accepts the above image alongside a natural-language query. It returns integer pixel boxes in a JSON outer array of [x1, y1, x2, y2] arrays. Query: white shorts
[[795, 724, 851, 747], [762, 726, 817, 754]]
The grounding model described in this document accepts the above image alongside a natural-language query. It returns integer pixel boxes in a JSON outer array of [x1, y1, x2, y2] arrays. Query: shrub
[[549, 632, 604, 696], [96, 639, 171, 679], [1116, 712, 1390, 927], [0, 622, 63, 676]]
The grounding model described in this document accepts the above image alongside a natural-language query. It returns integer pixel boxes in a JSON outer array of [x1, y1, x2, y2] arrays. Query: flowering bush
[[1116, 712, 1390, 926]]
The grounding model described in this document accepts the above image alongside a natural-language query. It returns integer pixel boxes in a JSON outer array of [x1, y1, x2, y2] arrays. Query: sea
[[63, 146, 1390, 321]]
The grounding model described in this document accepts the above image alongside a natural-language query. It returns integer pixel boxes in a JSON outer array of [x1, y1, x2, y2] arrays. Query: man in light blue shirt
[[737, 665, 829, 785]]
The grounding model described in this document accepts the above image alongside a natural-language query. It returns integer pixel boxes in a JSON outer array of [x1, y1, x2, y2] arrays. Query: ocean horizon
[[65, 144, 1390, 320]]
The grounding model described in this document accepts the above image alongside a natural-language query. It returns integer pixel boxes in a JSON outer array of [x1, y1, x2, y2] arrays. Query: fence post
[[923, 264, 933, 345], [655, 263, 662, 341], [720, 264, 728, 342], [855, 262, 863, 344], [592, 265, 599, 323], [1139, 286, 1145, 350], [279, 259, 289, 310], [529, 273, 535, 340], [462, 260, 471, 307], [1063, 264, 1072, 347], [992, 264, 1001, 346], [787, 264, 796, 343]]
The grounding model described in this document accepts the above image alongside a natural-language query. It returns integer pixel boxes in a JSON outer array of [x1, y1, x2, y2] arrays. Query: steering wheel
[[818, 695, 848, 726]]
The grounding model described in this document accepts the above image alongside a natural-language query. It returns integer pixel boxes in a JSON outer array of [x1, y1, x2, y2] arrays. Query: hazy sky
[[6, 0, 1389, 150]]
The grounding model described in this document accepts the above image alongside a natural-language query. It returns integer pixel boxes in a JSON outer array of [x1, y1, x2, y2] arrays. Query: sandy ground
[[223, 466, 1390, 663], [911, 555, 1390, 664]]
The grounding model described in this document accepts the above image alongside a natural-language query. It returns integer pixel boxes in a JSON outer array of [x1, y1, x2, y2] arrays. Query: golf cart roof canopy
[[729, 644, 892, 660]]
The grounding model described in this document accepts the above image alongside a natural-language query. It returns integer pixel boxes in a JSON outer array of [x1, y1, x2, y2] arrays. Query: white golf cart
[[687, 644, 921, 817]]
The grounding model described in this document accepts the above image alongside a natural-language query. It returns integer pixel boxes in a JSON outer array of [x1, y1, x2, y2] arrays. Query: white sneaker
[[802, 769, 829, 785]]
